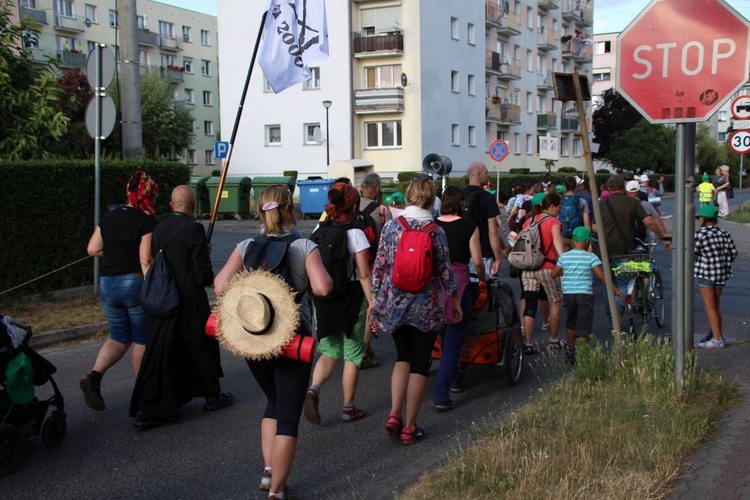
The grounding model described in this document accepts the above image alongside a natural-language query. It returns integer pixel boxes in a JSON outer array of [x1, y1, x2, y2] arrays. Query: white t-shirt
[[347, 228, 370, 280]]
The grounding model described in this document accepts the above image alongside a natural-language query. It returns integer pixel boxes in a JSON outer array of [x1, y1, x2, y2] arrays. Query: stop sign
[[616, 0, 750, 124]]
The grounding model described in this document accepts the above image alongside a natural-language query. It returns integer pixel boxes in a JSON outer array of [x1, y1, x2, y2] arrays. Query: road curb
[[31, 321, 108, 349]]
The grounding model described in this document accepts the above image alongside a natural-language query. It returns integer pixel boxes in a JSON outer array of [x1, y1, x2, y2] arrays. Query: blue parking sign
[[214, 141, 229, 159]]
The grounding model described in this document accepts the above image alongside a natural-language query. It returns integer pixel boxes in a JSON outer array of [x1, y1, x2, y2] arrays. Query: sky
[[158, 0, 750, 34]]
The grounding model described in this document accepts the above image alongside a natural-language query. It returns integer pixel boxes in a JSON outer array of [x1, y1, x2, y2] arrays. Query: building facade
[[17, 0, 220, 175], [218, 0, 593, 182]]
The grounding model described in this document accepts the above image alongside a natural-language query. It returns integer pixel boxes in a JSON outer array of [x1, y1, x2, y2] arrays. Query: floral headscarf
[[324, 182, 360, 223], [126, 170, 158, 217]]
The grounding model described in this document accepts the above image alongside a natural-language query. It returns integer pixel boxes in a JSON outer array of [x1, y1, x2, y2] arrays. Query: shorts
[[698, 277, 724, 288], [563, 294, 594, 337], [316, 301, 366, 366], [521, 268, 563, 302], [99, 273, 147, 345]]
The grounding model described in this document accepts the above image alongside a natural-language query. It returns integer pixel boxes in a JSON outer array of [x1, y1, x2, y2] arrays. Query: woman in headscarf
[[80, 171, 158, 412], [371, 178, 460, 445]]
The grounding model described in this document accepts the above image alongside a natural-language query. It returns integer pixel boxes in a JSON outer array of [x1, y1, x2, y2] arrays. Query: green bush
[[557, 166, 578, 174], [509, 168, 530, 174], [397, 171, 420, 183], [596, 168, 612, 174], [0, 159, 190, 296]]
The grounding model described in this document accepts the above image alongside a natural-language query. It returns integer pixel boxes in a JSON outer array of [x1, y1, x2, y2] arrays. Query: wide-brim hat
[[215, 270, 299, 360]]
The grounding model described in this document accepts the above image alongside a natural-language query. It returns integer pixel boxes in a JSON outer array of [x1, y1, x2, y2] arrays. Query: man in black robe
[[130, 185, 233, 429]]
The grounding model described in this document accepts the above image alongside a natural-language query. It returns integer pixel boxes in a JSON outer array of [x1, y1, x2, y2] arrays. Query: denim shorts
[[698, 277, 724, 289], [99, 273, 147, 345]]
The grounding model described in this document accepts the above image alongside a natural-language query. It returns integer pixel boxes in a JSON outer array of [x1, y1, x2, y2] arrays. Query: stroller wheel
[[0, 424, 21, 478], [41, 411, 67, 448]]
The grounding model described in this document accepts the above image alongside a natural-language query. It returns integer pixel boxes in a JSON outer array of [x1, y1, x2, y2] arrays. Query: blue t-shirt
[[556, 249, 602, 295]]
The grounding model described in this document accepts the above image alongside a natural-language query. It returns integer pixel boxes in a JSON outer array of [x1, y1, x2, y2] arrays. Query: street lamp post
[[322, 100, 332, 166]]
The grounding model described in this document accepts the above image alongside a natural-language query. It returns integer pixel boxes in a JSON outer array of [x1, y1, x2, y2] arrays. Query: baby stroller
[[0, 316, 67, 477], [432, 278, 524, 385]]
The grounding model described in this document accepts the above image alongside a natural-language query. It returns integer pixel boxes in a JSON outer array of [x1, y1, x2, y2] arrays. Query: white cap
[[626, 180, 641, 192], [640, 174, 650, 182]]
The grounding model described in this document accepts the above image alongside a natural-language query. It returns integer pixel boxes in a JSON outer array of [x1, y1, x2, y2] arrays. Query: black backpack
[[357, 201, 381, 264], [243, 233, 299, 291], [310, 221, 353, 300], [140, 223, 191, 319]]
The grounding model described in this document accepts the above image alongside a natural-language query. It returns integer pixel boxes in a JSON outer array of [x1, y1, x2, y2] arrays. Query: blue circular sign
[[490, 139, 509, 162]]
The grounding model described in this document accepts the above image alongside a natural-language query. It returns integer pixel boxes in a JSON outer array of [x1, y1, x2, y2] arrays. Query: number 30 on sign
[[729, 130, 750, 155]]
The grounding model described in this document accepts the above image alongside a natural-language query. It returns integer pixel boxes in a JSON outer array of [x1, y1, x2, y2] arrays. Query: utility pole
[[119, 0, 143, 158]]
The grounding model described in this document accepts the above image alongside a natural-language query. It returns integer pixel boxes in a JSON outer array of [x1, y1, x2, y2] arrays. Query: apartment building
[[16, 0, 220, 175], [218, 0, 593, 181]]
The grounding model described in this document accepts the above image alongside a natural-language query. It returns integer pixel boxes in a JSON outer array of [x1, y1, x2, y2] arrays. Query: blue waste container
[[297, 178, 335, 218]]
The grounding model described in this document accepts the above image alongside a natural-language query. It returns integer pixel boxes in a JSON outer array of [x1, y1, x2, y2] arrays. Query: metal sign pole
[[684, 123, 696, 358], [673, 124, 686, 394], [93, 44, 102, 296], [739, 154, 744, 207]]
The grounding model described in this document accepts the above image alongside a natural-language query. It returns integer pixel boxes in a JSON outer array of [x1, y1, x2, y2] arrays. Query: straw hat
[[215, 270, 299, 360]]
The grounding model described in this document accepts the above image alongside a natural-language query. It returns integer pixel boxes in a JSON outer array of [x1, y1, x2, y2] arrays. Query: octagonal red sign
[[616, 0, 750, 124]]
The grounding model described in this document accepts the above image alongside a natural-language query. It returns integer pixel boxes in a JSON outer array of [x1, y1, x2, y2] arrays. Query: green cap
[[702, 173, 710, 181], [696, 204, 718, 219], [572, 226, 597, 243], [556, 184, 564, 193], [531, 192, 546, 207], [390, 192, 405, 204], [5, 352, 34, 404]]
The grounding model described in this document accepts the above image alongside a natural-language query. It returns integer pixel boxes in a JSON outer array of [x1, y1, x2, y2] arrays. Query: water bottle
[[507, 231, 518, 247]]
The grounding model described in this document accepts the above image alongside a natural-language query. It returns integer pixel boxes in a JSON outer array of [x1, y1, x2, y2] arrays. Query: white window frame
[[184, 89, 195, 104], [364, 65, 402, 89], [451, 70, 459, 93], [84, 4, 98, 24], [561, 136, 569, 156], [205, 150, 214, 165], [304, 123, 321, 145], [303, 67, 321, 90], [451, 124, 460, 146], [573, 138, 583, 157], [137, 15, 145, 29], [526, 134, 533, 155], [58, 0, 74, 18], [201, 29, 210, 46], [201, 59, 211, 76], [468, 74, 476, 96], [183, 26, 192, 43], [203, 90, 213, 106], [266, 125, 282, 146], [527, 7, 534, 29], [526, 92, 533, 113], [467, 23, 475, 45], [203, 120, 214, 136], [450, 17, 459, 40], [365, 121, 402, 149], [159, 21, 175, 39], [513, 133, 521, 154], [187, 149, 196, 164], [183, 59, 193, 74], [468, 126, 476, 147], [160, 53, 176, 67], [108, 9, 118, 27], [526, 49, 533, 72]]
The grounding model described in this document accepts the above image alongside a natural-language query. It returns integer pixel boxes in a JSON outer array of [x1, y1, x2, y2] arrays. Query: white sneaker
[[696, 338, 725, 349]]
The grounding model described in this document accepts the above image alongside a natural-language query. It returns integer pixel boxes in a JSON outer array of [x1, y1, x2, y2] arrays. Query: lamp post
[[322, 100, 332, 166]]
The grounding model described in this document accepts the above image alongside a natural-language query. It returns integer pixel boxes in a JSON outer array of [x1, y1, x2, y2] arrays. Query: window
[[496, 131, 507, 141], [185, 88, 195, 104], [526, 134, 533, 155], [450, 17, 459, 40], [24, 30, 40, 49], [203, 91, 213, 106], [526, 92, 533, 113], [718, 110, 728, 122], [266, 125, 282, 145], [203, 120, 214, 136], [468, 74, 475, 96], [561, 137, 569, 156], [160, 54, 176, 67], [304, 123, 321, 144], [451, 70, 459, 93], [451, 124, 460, 146], [468, 126, 476, 147], [718, 132, 727, 142], [183, 26, 192, 42], [183, 58, 193, 73], [303, 67, 321, 90], [58, 0, 74, 18], [201, 59, 211, 76], [159, 21, 175, 39], [138, 50, 149, 67], [187, 150, 196, 164], [190, 120, 196, 135], [573, 138, 583, 156], [467, 23, 475, 45], [364, 65, 401, 89], [592, 70, 611, 81], [87, 41, 98, 54], [85, 4, 98, 24], [108, 9, 118, 27], [201, 29, 211, 46], [526, 49, 533, 72], [595, 40, 611, 54], [137, 15, 145, 29], [22, 0, 36, 7], [527, 7, 534, 29], [513, 133, 520, 154], [365, 121, 402, 148], [56, 35, 77, 52], [205, 150, 214, 165]]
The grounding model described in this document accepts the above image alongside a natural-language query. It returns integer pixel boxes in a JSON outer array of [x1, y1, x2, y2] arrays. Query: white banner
[[258, 0, 329, 94]]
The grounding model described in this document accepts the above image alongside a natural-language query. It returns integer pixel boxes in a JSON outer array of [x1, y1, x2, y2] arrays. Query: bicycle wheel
[[652, 270, 666, 328], [630, 276, 648, 338]]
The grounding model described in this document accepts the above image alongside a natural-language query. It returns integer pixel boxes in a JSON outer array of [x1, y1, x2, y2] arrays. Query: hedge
[[0, 159, 191, 297]]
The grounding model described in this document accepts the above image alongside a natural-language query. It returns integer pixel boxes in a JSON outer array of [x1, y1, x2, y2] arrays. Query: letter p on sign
[[214, 141, 229, 159]]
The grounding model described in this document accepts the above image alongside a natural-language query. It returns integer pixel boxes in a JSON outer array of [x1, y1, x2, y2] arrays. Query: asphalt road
[[3, 197, 749, 499]]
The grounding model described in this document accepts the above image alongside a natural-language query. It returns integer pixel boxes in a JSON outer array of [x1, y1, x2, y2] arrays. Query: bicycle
[[612, 239, 666, 338]]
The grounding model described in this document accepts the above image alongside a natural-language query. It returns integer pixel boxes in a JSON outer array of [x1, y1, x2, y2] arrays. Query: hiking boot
[[203, 392, 234, 411], [80, 376, 105, 411]]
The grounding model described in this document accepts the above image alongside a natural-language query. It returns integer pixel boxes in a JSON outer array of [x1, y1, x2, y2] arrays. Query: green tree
[[0, 1, 69, 159], [607, 119, 676, 174], [695, 123, 727, 173], [591, 88, 643, 160]]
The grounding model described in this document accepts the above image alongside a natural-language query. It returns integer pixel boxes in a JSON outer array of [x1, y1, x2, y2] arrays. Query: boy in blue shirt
[[551, 227, 623, 363]]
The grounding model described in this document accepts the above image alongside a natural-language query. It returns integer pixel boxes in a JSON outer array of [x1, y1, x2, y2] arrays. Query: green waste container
[[252, 176, 295, 212], [205, 176, 252, 218], [380, 187, 399, 206], [188, 176, 210, 215]]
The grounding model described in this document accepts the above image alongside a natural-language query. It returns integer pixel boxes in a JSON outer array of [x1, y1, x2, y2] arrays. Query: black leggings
[[246, 357, 312, 438], [392, 325, 439, 376]]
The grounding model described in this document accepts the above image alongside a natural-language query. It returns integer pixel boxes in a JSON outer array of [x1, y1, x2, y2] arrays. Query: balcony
[[538, 0, 559, 10], [537, 70, 554, 91], [161, 67, 185, 83], [486, 102, 521, 125], [485, 51, 521, 80], [138, 29, 159, 47], [54, 14, 85, 33], [352, 29, 403, 58], [139, 64, 159, 76], [27, 47, 56, 64], [158, 35, 182, 52], [486, 3, 522, 36], [354, 87, 404, 114], [537, 27, 558, 51], [560, 117, 580, 132], [57, 50, 87, 68], [21, 7, 47, 25], [561, 38, 593, 62], [536, 113, 557, 129]]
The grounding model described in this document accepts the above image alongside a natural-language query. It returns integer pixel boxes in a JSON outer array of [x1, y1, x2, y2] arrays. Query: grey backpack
[[507, 216, 550, 270]]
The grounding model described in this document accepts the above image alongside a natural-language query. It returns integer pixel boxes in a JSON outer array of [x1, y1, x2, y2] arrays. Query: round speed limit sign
[[729, 129, 750, 155]]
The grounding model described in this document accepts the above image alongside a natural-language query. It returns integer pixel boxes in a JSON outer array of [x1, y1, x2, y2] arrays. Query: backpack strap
[[362, 201, 379, 217], [533, 215, 556, 265]]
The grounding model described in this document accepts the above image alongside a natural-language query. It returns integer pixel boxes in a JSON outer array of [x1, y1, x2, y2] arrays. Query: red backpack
[[392, 217, 438, 293]]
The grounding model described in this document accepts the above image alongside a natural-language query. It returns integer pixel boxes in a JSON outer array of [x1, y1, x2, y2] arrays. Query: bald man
[[130, 185, 232, 429], [464, 161, 504, 276]]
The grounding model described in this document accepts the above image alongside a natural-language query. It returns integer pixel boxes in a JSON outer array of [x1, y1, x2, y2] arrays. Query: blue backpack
[[558, 194, 582, 238]]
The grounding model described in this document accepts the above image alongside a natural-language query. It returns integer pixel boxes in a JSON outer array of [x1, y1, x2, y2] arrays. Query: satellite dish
[[313, 126, 323, 143], [401, 73, 408, 87], [84, 18, 92, 28]]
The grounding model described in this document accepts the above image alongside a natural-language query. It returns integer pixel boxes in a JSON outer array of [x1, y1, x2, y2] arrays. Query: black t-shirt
[[99, 206, 157, 276], [435, 217, 477, 265], [463, 185, 500, 259], [598, 193, 648, 256]]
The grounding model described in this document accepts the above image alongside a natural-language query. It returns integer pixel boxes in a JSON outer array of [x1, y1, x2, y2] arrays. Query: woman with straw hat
[[214, 186, 332, 499]]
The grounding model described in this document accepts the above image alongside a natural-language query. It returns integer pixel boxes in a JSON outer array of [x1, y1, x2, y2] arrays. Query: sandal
[[303, 389, 321, 425], [523, 343, 539, 355], [548, 338, 567, 351], [259, 469, 272, 492], [342, 406, 366, 422], [385, 412, 403, 437], [400, 425, 424, 445]]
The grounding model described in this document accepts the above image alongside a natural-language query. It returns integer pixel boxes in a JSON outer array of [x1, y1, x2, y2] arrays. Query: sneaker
[[449, 374, 464, 393], [80, 376, 105, 411], [303, 389, 321, 425], [259, 469, 272, 492], [542, 319, 551, 331], [203, 392, 234, 411], [360, 353, 380, 370], [434, 400, 456, 412], [696, 338, 725, 349]]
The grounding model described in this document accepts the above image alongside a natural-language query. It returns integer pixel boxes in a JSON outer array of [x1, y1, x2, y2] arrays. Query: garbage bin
[[380, 187, 399, 206], [297, 178, 335, 218], [188, 176, 210, 215], [252, 176, 295, 213], [205, 176, 252, 219]]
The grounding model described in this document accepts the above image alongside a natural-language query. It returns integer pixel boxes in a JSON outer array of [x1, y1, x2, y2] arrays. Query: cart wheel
[[503, 327, 523, 386], [41, 411, 67, 448], [0, 424, 20, 478]]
